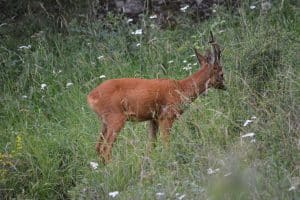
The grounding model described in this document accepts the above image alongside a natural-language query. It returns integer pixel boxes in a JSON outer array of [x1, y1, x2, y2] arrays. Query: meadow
[[0, 1, 299, 199]]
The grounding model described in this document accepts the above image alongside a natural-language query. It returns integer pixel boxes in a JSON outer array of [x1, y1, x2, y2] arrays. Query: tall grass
[[0, 1, 299, 199]]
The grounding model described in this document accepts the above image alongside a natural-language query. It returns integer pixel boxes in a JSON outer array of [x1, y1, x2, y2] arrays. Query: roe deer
[[87, 32, 226, 163]]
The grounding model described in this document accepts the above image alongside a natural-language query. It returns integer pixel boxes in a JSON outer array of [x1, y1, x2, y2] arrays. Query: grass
[[0, 1, 299, 199]]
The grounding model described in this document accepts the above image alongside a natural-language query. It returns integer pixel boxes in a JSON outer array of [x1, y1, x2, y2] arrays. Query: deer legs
[[95, 108, 178, 163], [95, 123, 107, 155], [149, 120, 158, 143], [96, 114, 126, 163], [148, 113, 176, 148], [159, 118, 175, 147], [147, 120, 159, 152], [158, 105, 180, 146]]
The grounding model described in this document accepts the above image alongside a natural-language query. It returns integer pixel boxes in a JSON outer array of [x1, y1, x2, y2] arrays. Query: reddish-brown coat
[[87, 33, 225, 163]]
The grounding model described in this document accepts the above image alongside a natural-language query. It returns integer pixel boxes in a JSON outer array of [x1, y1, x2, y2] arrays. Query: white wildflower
[[19, 45, 31, 50], [109, 191, 119, 198], [241, 132, 255, 138], [21, 95, 28, 99], [224, 172, 232, 177], [243, 119, 253, 127], [207, 168, 214, 174], [189, 54, 196, 57], [212, 9, 217, 13], [149, 14, 157, 19], [289, 177, 300, 191], [183, 60, 187, 63], [156, 192, 164, 196], [97, 55, 104, 60], [288, 186, 295, 191], [127, 18, 133, 23], [178, 194, 186, 200], [41, 83, 47, 90], [89, 161, 99, 170], [183, 63, 192, 71], [53, 69, 63, 75], [66, 82, 73, 87], [168, 60, 174, 64], [99, 75, 106, 79], [183, 66, 192, 71], [250, 5, 256, 9], [207, 168, 220, 175], [180, 5, 189, 12], [193, 62, 198, 66], [243, 116, 257, 126], [131, 29, 143, 35], [136, 43, 141, 47]]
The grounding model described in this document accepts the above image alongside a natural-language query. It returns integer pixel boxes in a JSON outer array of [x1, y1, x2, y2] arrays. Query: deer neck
[[179, 66, 212, 101]]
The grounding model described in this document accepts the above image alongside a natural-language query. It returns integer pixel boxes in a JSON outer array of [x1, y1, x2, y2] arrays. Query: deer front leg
[[158, 118, 175, 147], [158, 105, 181, 147], [147, 120, 158, 152]]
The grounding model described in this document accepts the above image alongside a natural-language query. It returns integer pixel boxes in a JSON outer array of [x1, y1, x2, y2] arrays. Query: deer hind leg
[[147, 120, 158, 152], [98, 114, 126, 163], [95, 122, 107, 155]]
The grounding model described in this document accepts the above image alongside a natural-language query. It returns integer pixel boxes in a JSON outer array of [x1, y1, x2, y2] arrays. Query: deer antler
[[209, 31, 215, 44], [208, 31, 221, 64]]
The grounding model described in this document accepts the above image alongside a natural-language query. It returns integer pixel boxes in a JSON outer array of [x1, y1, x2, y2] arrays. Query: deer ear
[[207, 51, 215, 65], [194, 48, 206, 66]]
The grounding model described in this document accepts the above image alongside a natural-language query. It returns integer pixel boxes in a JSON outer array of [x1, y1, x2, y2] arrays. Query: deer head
[[194, 31, 226, 90]]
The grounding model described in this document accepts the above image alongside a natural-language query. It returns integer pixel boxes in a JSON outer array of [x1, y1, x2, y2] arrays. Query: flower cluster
[[241, 116, 257, 143]]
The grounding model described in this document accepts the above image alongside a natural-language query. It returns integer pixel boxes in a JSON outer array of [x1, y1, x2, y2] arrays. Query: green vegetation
[[0, 1, 299, 199]]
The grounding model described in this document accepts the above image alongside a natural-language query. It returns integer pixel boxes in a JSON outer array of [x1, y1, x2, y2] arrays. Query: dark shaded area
[[244, 47, 281, 93], [0, 0, 240, 31]]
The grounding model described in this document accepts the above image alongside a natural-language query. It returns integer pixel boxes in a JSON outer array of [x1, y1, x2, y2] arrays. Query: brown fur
[[87, 35, 225, 163]]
